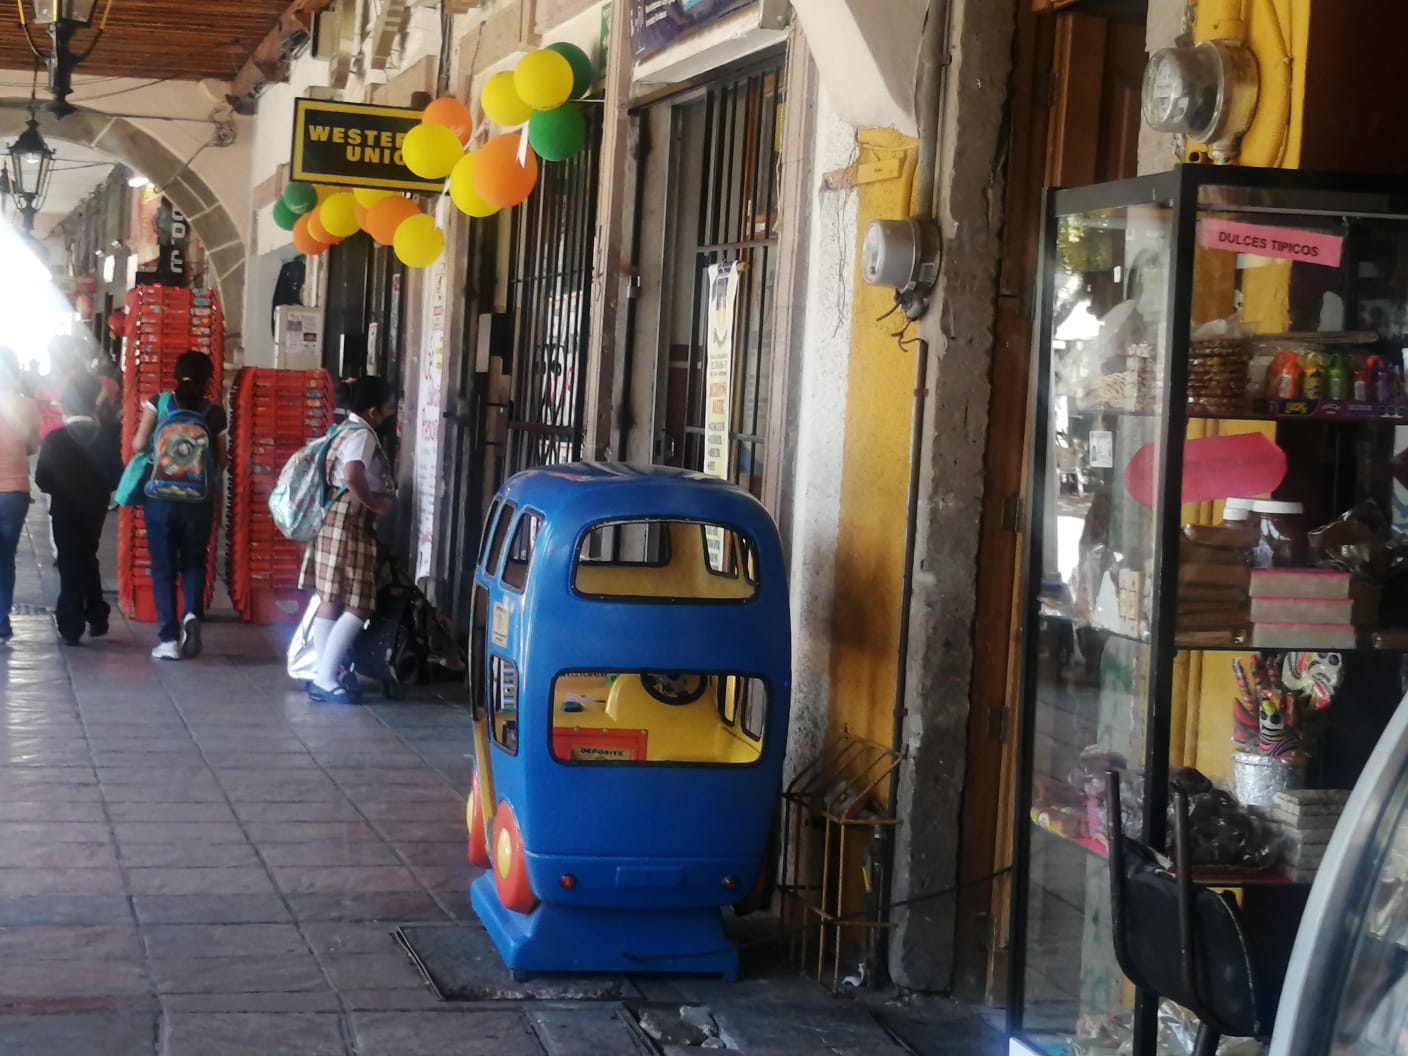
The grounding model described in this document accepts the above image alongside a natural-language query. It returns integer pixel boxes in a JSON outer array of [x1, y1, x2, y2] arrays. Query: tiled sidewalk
[[0, 503, 537, 1055]]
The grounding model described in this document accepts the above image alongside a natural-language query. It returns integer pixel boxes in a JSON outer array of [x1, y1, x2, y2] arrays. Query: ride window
[[489, 654, 519, 753], [549, 672, 766, 765], [573, 520, 758, 600], [501, 513, 541, 593], [484, 501, 516, 577], [476, 499, 501, 569]]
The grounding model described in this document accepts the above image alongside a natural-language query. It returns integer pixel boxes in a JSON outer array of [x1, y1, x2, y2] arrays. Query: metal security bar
[[504, 112, 603, 475], [674, 59, 784, 499]]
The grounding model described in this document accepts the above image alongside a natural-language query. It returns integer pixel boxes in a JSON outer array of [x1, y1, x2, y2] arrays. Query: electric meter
[[1141, 40, 1259, 159]]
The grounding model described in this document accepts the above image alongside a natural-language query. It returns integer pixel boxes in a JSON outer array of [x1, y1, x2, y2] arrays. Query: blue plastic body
[[469, 463, 791, 978]]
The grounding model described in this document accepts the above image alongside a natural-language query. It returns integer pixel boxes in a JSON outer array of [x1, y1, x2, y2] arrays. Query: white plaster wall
[[0, 72, 255, 246], [785, 80, 858, 779]]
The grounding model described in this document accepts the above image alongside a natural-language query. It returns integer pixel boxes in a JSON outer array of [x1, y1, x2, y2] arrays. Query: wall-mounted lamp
[[17, 0, 116, 119]]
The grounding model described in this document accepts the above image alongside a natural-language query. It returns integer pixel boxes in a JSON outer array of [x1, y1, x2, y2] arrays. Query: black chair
[[1106, 767, 1278, 1056]]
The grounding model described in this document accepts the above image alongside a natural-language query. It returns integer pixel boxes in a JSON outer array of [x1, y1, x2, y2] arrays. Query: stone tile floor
[[0, 501, 1005, 1055]]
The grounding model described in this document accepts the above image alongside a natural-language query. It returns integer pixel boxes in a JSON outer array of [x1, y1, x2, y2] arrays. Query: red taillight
[[722, 875, 739, 891], [559, 873, 577, 889]]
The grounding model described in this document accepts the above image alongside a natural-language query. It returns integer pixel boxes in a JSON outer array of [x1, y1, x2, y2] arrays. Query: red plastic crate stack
[[117, 286, 225, 623], [226, 367, 334, 623]]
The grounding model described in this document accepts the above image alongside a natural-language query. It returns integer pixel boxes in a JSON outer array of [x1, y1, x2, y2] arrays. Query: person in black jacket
[[35, 376, 122, 645]]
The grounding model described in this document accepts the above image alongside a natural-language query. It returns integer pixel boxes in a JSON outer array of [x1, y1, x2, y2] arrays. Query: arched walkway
[[0, 109, 245, 341]]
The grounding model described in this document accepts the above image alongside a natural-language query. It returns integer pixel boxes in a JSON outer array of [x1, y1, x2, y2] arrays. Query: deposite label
[[1198, 218, 1343, 268], [571, 744, 637, 762], [491, 602, 510, 648]]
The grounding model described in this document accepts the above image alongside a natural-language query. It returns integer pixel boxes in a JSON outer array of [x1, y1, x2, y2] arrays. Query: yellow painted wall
[[826, 128, 919, 768], [1179, 0, 1313, 785]]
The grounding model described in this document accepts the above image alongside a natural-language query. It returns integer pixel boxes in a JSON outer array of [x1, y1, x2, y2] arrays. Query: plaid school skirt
[[300, 492, 377, 612]]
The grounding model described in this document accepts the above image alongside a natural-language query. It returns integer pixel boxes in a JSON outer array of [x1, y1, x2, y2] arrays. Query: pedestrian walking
[[301, 375, 395, 703], [34, 376, 122, 645], [129, 351, 227, 661], [0, 347, 38, 642]]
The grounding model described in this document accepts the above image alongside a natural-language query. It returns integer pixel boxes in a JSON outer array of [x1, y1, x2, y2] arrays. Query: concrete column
[[889, 0, 1018, 992]]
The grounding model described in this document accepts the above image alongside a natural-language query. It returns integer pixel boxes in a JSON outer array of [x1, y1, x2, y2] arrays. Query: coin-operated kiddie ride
[[465, 463, 791, 979]]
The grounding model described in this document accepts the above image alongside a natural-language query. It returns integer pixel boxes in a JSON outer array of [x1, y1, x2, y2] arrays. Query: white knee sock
[[312, 617, 334, 668], [315, 611, 365, 691]]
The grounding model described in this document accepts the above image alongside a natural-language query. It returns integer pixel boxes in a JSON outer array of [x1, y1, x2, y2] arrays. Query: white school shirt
[[329, 414, 392, 499]]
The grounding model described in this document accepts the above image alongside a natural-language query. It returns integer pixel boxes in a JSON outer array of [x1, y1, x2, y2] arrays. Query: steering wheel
[[640, 672, 709, 706]]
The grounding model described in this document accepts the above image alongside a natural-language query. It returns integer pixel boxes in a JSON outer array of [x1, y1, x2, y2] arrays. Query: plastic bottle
[[1266, 351, 1302, 400], [1327, 353, 1351, 401], [1301, 352, 1327, 400], [1354, 358, 1374, 402]]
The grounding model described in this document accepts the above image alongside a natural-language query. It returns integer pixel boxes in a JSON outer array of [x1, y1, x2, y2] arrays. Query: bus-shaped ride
[[466, 463, 791, 978]]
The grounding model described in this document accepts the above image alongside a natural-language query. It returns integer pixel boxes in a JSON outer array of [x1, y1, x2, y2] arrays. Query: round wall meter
[[1142, 40, 1259, 152], [861, 217, 939, 293]]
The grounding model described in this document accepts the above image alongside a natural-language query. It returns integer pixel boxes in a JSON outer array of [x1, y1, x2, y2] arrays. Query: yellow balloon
[[481, 70, 532, 127], [315, 184, 338, 204], [393, 213, 445, 268], [449, 152, 498, 218], [353, 188, 393, 207], [402, 122, 463, 180], [319, 191, 360, 238], [514, 49, 573, 110]]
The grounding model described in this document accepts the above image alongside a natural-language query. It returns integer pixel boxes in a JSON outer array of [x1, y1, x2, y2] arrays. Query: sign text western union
[[290, 98, 444, 193]]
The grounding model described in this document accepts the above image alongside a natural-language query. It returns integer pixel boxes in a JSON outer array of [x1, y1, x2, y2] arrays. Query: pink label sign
[[1198, 218, 1343, 267]]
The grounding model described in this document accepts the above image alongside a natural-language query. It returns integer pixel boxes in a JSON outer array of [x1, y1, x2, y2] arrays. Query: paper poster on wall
[[703, 260, 741, 567], [413, 263, 448, 582]]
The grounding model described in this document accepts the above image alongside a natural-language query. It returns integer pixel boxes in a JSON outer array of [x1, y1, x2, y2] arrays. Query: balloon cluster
[[272, 42, 592, 270]]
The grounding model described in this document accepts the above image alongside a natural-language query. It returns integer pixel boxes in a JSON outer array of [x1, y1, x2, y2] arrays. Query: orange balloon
[[306, 208, 343, 245], [355, 203, 370, 231], [470, 132, 539, 209], [423, 96, 474, 145], [292, 214, 327, 255], [365, 195, 420, 246]]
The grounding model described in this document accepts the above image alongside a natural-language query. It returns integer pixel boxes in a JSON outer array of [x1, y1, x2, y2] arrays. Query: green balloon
[[282, 181, 318, 215], [272, 198, 297, 231], [547, 41, 593, 99], [528, 104, 586, 162]]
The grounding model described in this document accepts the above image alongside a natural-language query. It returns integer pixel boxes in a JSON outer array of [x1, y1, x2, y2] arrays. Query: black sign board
[[628, 0, 753, 60], [290, 98, 444, 193]]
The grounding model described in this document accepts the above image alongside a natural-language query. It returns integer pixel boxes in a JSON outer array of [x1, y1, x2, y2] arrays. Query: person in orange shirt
[[0, 348, 38, 641]]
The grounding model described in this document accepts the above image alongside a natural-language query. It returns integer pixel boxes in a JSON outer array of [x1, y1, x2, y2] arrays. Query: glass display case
[[1007, 166, 1408, 1056]]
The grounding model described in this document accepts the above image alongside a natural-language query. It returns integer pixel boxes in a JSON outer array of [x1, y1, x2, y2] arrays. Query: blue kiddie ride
[[465, 463, 790, 979]]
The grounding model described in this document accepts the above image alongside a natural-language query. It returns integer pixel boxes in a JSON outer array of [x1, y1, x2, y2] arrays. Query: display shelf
[[1029, 816, 1294, 886], [1010, 166, 1408, 1056]]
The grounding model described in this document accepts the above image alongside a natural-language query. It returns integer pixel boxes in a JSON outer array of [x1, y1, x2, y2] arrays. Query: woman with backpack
[[130, 350, 227, 661], [301, 375, 395, 703]]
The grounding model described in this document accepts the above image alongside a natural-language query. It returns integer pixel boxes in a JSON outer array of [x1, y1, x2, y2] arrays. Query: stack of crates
[[117, 285, 225, 623], [226, 367, 334, 623]]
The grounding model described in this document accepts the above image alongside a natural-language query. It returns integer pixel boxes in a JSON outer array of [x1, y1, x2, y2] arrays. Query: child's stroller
[[287, 556, 439, 699]]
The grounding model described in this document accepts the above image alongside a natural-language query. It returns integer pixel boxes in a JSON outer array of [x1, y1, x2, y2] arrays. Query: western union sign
[[290, 98, 444, 193]]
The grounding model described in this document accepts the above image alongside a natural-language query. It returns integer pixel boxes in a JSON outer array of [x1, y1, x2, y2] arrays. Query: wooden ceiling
[[0, 0, 296, 83]]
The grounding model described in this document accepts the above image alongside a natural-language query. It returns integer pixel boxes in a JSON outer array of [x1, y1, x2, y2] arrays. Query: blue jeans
[[144, 499, 213, 643], [0, 491, 29, 634]]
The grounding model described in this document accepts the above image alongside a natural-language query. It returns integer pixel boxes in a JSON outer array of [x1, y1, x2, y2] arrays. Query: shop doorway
[[957, 1, 1148, 1003], [436, 111, 604, 629], [502, 110, 604, 476], [627, 54, 785, 498]]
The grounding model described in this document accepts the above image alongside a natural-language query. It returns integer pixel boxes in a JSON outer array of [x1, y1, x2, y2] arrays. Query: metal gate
[[664, 58, 784, 499], [503, 112, 603, 475]]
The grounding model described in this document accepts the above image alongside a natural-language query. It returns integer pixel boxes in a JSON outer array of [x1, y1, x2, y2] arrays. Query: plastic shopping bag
[[287, 593, 320, 683]]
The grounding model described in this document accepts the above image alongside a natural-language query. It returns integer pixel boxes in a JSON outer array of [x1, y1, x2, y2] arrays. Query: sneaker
[[180, 614, 202, 658], [151, 640, 182, 661], [307, 682, 350, 704], [60, 635, 82, 647], [88, 621, 109, 639]]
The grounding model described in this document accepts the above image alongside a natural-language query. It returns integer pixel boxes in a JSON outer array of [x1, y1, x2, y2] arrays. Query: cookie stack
[[1188, 337, 1252, 415], [1270, 788, 1350, 882]]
